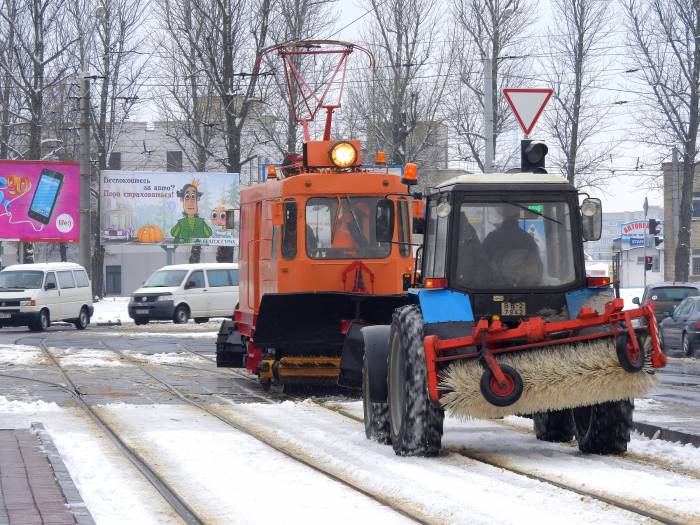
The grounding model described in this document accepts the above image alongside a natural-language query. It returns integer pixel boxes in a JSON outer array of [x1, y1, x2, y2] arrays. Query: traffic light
[[648, 218, 661, 235], [521, 140, 548, 173], [645, 256, 653, 271]]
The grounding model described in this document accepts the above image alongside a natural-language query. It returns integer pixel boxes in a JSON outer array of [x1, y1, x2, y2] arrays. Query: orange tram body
[[216, 140, 416, 388]]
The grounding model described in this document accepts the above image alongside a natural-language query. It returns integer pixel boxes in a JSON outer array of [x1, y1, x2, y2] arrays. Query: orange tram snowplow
[[216, 40, 417, 388]]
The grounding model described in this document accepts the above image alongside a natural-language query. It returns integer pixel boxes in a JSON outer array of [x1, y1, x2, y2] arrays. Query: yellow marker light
[[267, 165, 277, 179], [375, 151, 386, 164], [330, 142, 357, 168], [402, 163, 418, 185]]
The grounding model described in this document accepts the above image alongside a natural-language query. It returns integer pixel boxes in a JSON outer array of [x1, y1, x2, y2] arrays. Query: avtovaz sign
[[619, 219, 664, 251], [100, 171, 239, 246]]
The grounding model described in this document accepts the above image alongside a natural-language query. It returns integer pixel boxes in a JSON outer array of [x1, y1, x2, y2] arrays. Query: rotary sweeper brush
[[434, 299, 663, 420], [347, 155, 668, 457]]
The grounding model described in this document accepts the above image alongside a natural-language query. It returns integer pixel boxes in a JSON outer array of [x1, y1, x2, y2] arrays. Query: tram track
[[175, 344, 695, 525], [7, 334, 697, 524]]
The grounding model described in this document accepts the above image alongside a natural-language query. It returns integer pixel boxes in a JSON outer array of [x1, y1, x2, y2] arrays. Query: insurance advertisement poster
[[0, 160, 80, 242], [100, 171, 239, 246]]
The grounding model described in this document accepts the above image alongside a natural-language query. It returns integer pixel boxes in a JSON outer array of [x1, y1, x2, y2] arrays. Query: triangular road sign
[[503, 88, 553, 135]]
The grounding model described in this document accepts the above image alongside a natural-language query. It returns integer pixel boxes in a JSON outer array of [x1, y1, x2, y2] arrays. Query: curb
[[633, 421, 700, 448], [31, 422, 96, 525]]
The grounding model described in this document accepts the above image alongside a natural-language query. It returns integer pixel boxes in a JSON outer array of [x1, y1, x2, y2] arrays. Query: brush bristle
[[440, 337, 658, 419]]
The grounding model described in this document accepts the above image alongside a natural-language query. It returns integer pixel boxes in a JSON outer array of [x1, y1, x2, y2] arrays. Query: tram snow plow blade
[[423, 299, 666, 420]]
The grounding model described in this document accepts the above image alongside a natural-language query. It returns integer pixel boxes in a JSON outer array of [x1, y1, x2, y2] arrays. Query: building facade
[[663, 161, 700, 281]]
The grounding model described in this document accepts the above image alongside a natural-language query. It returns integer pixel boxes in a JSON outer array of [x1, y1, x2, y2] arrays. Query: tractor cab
[[410, 172, 603, 324]]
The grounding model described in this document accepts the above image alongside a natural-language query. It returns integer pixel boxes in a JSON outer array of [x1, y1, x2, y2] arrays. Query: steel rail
[[98, 339, 430, 525], [26, 337, 206, 525]]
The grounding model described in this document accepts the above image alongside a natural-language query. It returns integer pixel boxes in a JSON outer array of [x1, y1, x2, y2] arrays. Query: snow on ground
[[98, 403, 411, 525], [221, 400, 654, 525], [126, 352, 205, 365], [620, 288, 644, 309], [0, 399, 180, 525], [104, 331, 218, 338], [0, 344, 45, 366], [52, 347, 124, 368], [92, 297, 131, 325]]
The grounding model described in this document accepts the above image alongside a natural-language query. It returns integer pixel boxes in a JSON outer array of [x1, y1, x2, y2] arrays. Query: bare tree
[[348, 0, 449, 168], [0, 0, 21, 158], [450, 0, 533, 171], [192, 0, 272, 262], [623, 0, 700, 281], [543, 0, 615, 188], [66, 0, 149, 295], [0, 0, 76, 262]]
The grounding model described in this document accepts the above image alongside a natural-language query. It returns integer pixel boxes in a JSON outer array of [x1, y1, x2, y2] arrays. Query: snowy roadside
[[0, 396, 181, 525]]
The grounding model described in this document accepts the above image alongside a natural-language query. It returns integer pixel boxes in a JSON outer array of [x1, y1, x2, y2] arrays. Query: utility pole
[[79, 76, 92, 277], [483, 58, 494, 173]]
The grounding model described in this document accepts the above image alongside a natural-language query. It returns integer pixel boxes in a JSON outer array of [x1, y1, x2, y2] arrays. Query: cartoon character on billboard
[[171, 180, 212, 243], [211, 203, 228, 232]]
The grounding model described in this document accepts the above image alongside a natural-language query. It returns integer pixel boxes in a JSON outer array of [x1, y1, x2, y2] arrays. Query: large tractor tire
[[387, 305, 444, 456], [533, 409, 575, 442], [572, 400, 633, 454], [363, 356, 390, 444]]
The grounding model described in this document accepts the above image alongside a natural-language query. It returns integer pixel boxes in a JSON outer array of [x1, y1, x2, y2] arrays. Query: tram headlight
[[330, 142, 357, 168]]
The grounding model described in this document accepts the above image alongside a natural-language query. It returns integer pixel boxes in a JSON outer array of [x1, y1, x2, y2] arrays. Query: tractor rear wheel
[[533, 409, 575, 442], [572, 400, 633, 454], [387, 305, 443, 457], [362, 357, 390, 444]]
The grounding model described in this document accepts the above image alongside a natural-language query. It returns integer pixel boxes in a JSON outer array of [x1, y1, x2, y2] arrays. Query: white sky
[[329, 0, 664, 215]]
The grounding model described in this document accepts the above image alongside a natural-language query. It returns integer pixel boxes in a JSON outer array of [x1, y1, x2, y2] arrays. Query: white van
[[0, 263, 94, 331], [129, 263, 239, 325]]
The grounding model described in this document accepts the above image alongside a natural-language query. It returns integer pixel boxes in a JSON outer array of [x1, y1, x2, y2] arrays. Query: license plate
[[501, 302, 526, 316], [135, 309, 149, 315], [0, 313, 11, 319]]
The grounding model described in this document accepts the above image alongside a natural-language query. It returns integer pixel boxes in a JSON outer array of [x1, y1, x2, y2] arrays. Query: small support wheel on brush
[[479, 364, 523, 407], [616, 332, 645, 372], [362, 356, 390, 444]]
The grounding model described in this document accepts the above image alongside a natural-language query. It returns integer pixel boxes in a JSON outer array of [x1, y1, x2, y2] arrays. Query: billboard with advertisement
[[100, 171, 239, 246], [0, 160, 80, 242], [619, 219, 664, 251]]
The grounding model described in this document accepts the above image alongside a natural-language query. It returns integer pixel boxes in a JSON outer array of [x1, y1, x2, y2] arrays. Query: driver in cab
[[331, 200, 370, 253], [482, 206, 543, 287]]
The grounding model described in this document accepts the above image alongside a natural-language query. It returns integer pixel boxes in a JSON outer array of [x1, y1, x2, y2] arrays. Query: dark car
[[633, 282, 700, 323], [659, 296, 700, 357]]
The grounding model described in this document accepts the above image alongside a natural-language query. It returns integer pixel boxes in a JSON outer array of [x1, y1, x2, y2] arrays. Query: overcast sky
[[328, 0, 664, 217]]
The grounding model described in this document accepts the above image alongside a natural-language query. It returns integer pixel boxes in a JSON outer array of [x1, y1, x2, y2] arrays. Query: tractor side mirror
[[632, 297, 640, 305], [581, 197, 602, 241], [375, 198, 395, 243]]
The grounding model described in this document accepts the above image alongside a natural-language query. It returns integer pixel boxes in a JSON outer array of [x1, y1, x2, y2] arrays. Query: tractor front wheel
[[533, 409, 575, 442], [387, 305, 443, 457], [572, 400, 633, 454]]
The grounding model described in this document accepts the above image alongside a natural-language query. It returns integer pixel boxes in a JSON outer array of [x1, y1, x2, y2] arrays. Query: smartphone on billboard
[[28, 169, 64, 225]]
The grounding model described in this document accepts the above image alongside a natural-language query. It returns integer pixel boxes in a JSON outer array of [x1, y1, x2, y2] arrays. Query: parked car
[[128, 263, 239, 325], [658, 295, 700, 357], [633, 282, 700, 323], [0, 263, 94, 332]]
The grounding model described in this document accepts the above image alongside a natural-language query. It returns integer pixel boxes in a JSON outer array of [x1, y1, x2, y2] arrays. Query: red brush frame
[[422, 298, 666, 402]]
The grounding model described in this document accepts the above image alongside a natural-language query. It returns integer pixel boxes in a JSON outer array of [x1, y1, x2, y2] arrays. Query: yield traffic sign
[[503, 88, 553, 135]]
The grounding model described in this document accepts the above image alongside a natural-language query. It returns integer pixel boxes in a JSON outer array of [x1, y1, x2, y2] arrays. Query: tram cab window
[[305, 196, 391, 259], [282, 200, 297, 259]]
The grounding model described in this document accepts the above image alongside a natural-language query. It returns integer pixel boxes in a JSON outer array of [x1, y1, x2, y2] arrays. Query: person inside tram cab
[[332, 200, 370, 253], [482, 206, 543, 286]]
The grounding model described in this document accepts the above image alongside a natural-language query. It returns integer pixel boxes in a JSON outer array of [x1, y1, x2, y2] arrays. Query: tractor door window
[[305, 197, 391, 259], [282, 200, 297, 259], [398, 199, 410, 258], [424, 201, 448, 278]]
